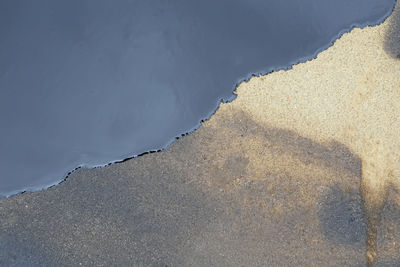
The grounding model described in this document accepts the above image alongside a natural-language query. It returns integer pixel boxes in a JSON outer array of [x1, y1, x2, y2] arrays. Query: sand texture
[[1, 2, 400, 266], [228, 2, 400, 263]]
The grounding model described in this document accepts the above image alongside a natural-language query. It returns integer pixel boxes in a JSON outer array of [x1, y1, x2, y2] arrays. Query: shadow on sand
[[385, 1, 400, 59]]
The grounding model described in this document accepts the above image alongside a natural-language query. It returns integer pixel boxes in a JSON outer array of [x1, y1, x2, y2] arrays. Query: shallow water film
[[0, 0, 396, 197]]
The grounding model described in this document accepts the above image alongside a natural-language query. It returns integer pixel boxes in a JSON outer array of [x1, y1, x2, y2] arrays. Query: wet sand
[[1, 2, 400, 266]]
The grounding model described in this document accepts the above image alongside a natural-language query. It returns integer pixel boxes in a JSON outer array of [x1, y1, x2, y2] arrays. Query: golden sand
[[210, 3, 400, 263]]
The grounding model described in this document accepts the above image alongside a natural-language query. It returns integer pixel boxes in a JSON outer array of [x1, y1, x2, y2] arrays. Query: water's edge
[[2, 2, 396, 198]]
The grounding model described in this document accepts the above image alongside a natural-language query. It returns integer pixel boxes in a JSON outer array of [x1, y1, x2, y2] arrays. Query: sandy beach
[[1, 2, 400, 266]]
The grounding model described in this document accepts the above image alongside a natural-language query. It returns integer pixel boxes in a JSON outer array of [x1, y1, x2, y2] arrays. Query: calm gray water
[[0, 0, 396, 197]]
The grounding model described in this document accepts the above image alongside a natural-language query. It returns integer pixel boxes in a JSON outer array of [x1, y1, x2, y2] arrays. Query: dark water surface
[[0, 0, 396, 197]]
